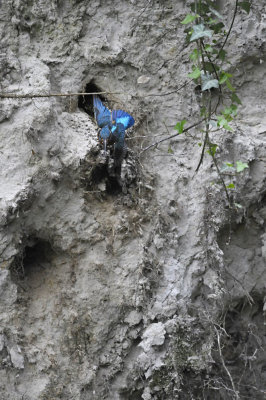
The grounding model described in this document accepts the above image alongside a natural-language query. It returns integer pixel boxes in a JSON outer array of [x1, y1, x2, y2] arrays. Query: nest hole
[[10, 239, 54, 281], [78, 81, 108, 118]]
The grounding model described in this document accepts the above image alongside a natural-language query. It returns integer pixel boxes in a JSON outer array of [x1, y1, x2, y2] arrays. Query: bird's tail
[[93, 95, 110, 119]]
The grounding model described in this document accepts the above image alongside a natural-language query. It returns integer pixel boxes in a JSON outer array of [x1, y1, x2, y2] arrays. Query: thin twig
[[0, 82, 190, 100], [224, 268, 254, 306], [127, 133, 168, 140], [216, 0, 239, 61], [140, 118, 205, 154], [209, 141, 231, 205], [214, 326, 240, 400]]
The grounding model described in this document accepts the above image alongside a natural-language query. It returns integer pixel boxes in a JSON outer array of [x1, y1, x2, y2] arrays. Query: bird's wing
[[111, 109, 135, 130], [93, 95, 111, 126]]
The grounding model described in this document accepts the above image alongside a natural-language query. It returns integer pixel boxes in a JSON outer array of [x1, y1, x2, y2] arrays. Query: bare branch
[[214, 326, 240, 400]]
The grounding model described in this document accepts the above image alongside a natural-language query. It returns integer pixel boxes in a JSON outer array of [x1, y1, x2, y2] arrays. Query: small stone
[[9, 346, 24, 369], [139, 322, 166, 352], [137, 76, 150, 85], [125, 311, 142, 326]]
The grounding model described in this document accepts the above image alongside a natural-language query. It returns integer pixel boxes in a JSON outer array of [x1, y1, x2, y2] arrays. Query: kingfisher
[[93, 95, 113, 153], [93, 95, 135, 163], [111, 109, 135, 165]]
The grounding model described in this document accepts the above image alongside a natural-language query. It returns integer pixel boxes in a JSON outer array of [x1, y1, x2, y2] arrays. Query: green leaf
[[190, 24, 212, 41], [200, 107, 206, 117], [205, 44, 213, 53], [190, 49, 199, 61], [223, 104, 237, 118], [221, 163, 235, 172], [239, 2, 251, 13], [236, 161, 249, 173], [217, 116, 233, 131], [203, 61, 220, 73], [201, 72, 219, 91], [188, 67, 201, 79], [175, 119, 187, 134], [207, 143, 218, 156], [181, 14, 198, 24], [211, 22, 225, 34], [226, 79, 235, 91], [219, 71, 233, 84], [227, 183, 235, 189], [218, 49, 226, 61], [231, 93, 242, 105], [202, 78, 219, 91], [208, 120, 217, 128]]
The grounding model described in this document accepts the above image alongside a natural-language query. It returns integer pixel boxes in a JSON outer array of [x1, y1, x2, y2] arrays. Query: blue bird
[[93, 95, 112, 153], [110, 109, 135, 165], [93, 95, 135, 163]]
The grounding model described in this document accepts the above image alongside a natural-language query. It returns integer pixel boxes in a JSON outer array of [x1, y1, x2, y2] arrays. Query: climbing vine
[[179, 0, 251, 204], [141, 1, 251, 206]]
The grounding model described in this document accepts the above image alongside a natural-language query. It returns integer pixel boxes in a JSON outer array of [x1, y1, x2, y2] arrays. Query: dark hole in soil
[[78, 81, 107, 118], [10, 239, 54, 281], [89, 164, 108, 184], [106, 176, 122, 195]]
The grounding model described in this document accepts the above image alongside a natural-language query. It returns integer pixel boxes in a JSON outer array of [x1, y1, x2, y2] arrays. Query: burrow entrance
[[78, 81, 135, 195], [10, 239, 55, 282], [78, 81, 108, 119]]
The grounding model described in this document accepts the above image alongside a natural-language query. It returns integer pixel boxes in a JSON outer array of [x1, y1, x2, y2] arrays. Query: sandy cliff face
[[0, 1, 266, 399]]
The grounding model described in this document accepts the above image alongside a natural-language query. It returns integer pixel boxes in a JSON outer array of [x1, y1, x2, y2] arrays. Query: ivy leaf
[[226, 79, 235, 91], [219, 71, 232, 84], [236, 161, 249, 172], [221, 163, 235, 172], [208, 119, 217, 128], [175, 119, 187, 134], [217, 116, 233, 131], [190, 49, 199, 61], [190, 24, 212, 41], [207, 143, 218, 156], [223, 104, 238, 118], [218, 49, 226, 61], [188, 67, 201, 79], [201, 72, 219, 91], [231, 93, 242, 105], [239, 2, 251, 13], [202, 79, 219, 91], [205, 44, 213, 53], [211, 22, 225, 34], [181, 14, 198, 24], [227, 183, 235, 189]]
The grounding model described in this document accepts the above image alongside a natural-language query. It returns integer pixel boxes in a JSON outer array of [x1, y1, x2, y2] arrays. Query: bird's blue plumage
[[93, 95, 111, 127], [111, 109, 135, 130], [93, 95, 112, 153], [92, 95, 134, 164]]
